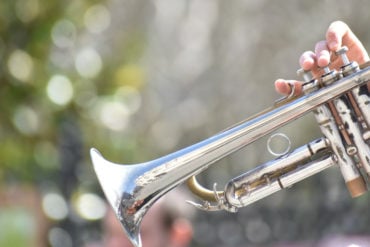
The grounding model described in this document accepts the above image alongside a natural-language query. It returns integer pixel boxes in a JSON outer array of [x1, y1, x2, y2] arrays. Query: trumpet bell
[[91, 147, 193, 247], [90, 148, 144, 247]]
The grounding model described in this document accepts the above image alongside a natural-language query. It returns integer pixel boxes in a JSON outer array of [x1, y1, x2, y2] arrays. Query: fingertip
[[274, 79, 291, 95], [326, 21, 347, 51], [317, 55, 330, 67], [301, 59, 315, 71], [275, 79, 304, 97], [299, 51, 316, 71], [314, 42, 331, 67], [326, 31, 340, 51]]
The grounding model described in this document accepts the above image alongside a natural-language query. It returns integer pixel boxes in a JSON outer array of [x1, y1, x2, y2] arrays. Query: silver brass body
[[90, 50, 370, 247]]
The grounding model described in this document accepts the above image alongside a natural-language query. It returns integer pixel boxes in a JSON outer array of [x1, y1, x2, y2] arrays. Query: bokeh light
[[114, 64, 145, 89], [12, 105, 40, 136], [51, 19, 77, 48], [7, 49, 34, 83], [74, 48, 102, 79], [84, 4, 111, 34], [115, 86, 142, 114], [42, 193, 69, 221], [15, 0, 40, 23], [74, 193, 107, 221], [95, 97, 130, 131], [46, 75, 74, 106]]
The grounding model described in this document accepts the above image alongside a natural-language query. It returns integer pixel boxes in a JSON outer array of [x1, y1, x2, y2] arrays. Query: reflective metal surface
[[91, 53, 370, 247]]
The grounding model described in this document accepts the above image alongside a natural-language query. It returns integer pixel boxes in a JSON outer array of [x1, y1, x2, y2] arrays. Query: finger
[[274, 79, 303, 96], [315, 41, 331, 67], [299, 51, 316, 71], [326, 21, 349, 51], [326, 21, 369, 63]]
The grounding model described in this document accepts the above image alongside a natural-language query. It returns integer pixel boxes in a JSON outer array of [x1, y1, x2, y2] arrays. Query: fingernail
[[329, 41, 338, 50]]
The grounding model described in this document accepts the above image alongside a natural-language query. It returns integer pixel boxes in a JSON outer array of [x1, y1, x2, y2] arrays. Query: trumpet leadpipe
[[224, 138, 333, 208]]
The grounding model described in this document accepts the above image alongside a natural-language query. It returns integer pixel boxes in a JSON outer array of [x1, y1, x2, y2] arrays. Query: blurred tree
[[0, 0, 63, 182], [0, 0, 143, 246]]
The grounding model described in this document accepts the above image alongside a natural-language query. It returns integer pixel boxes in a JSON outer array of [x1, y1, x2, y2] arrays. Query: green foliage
[[0, 0, 147, 183]]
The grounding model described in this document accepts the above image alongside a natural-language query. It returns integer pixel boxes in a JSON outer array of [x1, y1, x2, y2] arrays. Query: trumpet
[[90, 46, 370, 247]]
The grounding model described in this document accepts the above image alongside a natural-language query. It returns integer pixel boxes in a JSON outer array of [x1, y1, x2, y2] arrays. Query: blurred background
[[0, 0, 370, 246]]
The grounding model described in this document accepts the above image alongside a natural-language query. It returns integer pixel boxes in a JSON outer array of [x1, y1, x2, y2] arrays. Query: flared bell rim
[[90, 148, 144, 247]]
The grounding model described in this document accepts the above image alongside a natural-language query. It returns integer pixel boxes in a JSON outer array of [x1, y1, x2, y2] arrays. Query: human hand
[[275, 21, 370, 95]]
